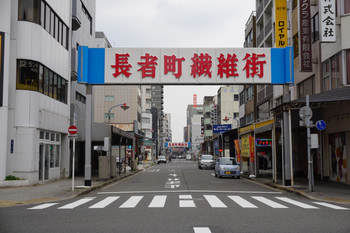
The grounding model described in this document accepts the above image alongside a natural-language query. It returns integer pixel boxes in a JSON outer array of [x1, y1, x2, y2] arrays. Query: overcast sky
[[95, 0, 256, 142]]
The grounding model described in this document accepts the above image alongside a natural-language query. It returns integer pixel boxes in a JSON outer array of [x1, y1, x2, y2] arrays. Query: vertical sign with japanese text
[[249, 136, 255, 163], [299, 0, 312, 72], [0, 32, 4, 106], [275, 0, 288, 48], [320, 0, 336, 42]]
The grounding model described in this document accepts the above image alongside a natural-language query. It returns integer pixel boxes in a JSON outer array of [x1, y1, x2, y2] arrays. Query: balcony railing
[[257, 31, 265, 47], [256, 1, 264, 20], [265, 17, 272, 36]]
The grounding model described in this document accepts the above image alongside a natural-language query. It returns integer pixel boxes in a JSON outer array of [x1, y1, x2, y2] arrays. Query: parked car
[[198, 154, 215, 169], [157, 156, 167, 164], [186, 154, 192, 160], [214, 157, 240, 178]]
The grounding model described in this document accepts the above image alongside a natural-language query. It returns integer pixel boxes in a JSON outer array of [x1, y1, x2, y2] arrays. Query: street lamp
[[108, 103, 129, 178]]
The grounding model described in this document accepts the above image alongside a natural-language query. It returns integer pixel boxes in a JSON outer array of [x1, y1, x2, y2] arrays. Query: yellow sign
[[275, 0, 287, 48], [234, 139, 240, 162], [241, 134, 250, 158]]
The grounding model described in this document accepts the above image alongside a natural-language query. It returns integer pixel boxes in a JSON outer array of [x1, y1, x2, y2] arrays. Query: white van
[[186, 154, 192, 160]]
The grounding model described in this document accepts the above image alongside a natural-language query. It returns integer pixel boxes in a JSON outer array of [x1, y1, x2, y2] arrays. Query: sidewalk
[[245, 175, 350, 205], [0, 163, 153, 207]]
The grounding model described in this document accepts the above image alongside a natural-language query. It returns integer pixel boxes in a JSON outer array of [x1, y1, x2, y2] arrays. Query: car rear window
[[219, 158, 237, 165], [201, 155, 213, 160]]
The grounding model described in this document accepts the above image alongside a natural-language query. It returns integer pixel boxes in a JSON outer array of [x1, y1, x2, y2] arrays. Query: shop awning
[[272, 86, 350, 114], [239, 119, 274, 135]]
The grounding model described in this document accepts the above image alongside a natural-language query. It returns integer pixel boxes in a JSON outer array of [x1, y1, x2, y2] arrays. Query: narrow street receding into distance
[[1, 160, 349, 233]]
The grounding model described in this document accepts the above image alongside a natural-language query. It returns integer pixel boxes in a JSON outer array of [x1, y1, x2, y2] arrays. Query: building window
[[298, 76, 314, 99], [345, 0, 350, 14], [16, 60, 39, 91], [311, 13, 319, 43], [322, 52, 343, 92], [18, 0, 69, 50], [82, 2, 93, 35], [76, 92, 86, 104], [40, 131, 60, 168], [105, 95, 114, 101], [16, 59, 68, 104], [18, 0, 40, 24], [234, 94, 239, 101]]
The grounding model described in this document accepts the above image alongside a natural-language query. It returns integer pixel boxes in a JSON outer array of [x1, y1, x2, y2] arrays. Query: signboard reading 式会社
[[78, 47, 294, 85]]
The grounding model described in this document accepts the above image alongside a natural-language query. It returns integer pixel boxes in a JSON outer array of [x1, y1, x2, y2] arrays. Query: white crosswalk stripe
[[58, 197, 96, 209], [149, 195, 167, 208], [193, 227, 212, 233], [312, 202, 349, 210], [28, 203, 58, 210], [204, 195, 227, 208], [228, 195, 258, 208], [119, 196, 143, 208], [89, 196, 119, 209], [251, 196, 288, 209], [275, 197, 319, 209], [27, 194, 349, 211]]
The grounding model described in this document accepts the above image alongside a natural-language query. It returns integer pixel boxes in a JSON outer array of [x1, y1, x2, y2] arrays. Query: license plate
[[225, 171, 231, 174]]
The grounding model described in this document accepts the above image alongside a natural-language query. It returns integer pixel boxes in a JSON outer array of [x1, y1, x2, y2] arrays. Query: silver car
[[198, 154, 215, 169], [214, 157, 240, 178]]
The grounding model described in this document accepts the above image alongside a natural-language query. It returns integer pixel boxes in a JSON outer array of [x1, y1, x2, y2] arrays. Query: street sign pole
[[72, 135, 75, 191], [68, 125, 78, 191], [306, 95, 314, 192]]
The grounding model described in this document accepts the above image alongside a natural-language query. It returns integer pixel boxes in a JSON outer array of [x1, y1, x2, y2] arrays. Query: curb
[[242, 176, 350, 205]]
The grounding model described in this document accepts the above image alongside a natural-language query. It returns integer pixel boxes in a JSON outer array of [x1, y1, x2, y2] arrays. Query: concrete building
[[0, 0, 71, 183], [185, 105, 203, 158]]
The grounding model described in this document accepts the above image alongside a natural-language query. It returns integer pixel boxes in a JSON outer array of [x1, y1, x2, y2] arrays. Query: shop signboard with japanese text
[[299, 0, 312, 72], [275, 0, 288, 48], [320, 0, 336, 42], [78, 47, 294, 85]]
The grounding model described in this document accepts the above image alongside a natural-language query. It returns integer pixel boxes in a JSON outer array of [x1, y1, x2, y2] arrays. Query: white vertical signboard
[[320, 0, 336, 42]]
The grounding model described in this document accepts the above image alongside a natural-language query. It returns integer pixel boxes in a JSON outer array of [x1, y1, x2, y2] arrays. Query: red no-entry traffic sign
[[68, 125, 78, 135]]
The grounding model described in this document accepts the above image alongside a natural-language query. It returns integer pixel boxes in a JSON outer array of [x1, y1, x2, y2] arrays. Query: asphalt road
[[1, 159, 349, 233]]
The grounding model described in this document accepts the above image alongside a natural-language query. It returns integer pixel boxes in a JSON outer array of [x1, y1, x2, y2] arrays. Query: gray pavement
[[0, 163, 152, 207], [246, 176, 350, 205], [1, 162, 349, 207]]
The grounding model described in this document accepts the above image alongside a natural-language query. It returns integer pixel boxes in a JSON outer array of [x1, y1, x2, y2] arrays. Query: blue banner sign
[[213, 124, 232, 133]]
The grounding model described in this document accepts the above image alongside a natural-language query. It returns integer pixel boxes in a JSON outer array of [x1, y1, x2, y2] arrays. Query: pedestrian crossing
[[27, 194, 349, 211]]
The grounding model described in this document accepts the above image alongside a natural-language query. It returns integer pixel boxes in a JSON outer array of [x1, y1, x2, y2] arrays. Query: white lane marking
[[148, 195, 167, 208], [180, 200, 196, 208], [179, 195, 193, 199], [28, 203, 58, 210], [211, 173, 215, 177], [275, 197, 319, 209], [228, 195, 258, 208], [204, 195, 227, 208], [119, 196, 143, 208], [156, 169, 160, 172], [58, 197, 96, 209], [312, 202, 349, 210], [251, 196, 288, 208], [88, 196, 119, 209], [193, 227, 211, 233], [98, 190, 282, 195]]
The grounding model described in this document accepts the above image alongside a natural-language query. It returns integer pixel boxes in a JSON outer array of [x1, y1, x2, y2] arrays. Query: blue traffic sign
[[316, 120, 326, 131]]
